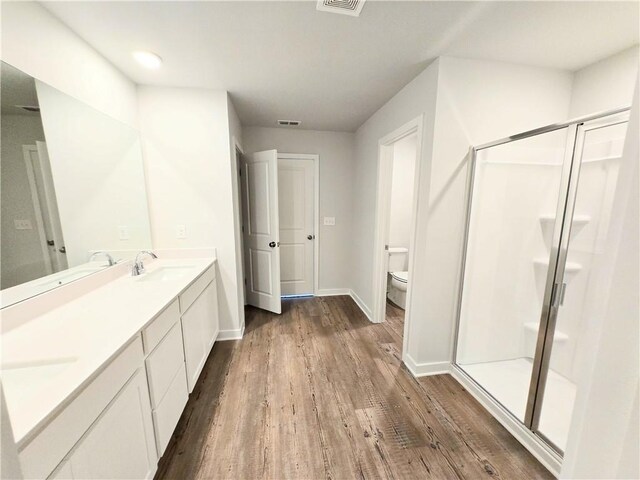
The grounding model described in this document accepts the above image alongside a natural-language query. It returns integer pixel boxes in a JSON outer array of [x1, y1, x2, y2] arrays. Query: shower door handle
[[559, 283, 567, 306], [552, 282, 567, 307]]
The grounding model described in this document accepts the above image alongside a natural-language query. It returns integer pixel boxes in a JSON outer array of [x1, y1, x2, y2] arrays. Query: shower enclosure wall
[[453, 108, 630, 457]]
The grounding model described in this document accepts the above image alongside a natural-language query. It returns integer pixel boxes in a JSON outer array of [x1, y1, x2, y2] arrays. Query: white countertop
[[0, 257, 215, 446]]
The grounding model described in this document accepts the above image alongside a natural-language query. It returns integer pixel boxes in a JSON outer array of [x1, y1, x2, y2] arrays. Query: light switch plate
[[118, 225, 130, 240], [323, 216, 336, 226], [176, 225, 187, 239], [14, 219, 32, 230]]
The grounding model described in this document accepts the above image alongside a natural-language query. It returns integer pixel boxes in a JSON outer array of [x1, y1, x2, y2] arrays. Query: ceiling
[[43, 1, 639, 132], [1, 62, 40, 116]]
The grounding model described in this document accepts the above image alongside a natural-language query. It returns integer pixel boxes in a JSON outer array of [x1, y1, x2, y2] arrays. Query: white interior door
[[35, 141, 67, 271], [241, 150, 282, 314], [22, 145, 53, 275], [278, 158, 315, 295]]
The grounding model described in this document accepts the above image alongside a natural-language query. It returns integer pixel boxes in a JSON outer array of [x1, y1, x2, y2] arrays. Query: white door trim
[[231, 135, 247, 328], [278, 153, 320, 296], [22, 145, 54, 274], [372, 116, 424, 348]]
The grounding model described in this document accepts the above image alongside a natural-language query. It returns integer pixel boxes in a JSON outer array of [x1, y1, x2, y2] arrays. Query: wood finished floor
[[155, 296, 552, 480]]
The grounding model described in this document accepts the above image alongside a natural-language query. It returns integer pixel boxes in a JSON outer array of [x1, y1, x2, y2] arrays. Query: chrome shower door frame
[[452, 107, 630, 457]]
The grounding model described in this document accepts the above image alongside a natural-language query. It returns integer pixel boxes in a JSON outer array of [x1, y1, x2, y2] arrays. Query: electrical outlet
[[323, 216, 336, 226], [14, 219, 33, 230], [118, 226, 130, 240], [176, 225, 187, 239]]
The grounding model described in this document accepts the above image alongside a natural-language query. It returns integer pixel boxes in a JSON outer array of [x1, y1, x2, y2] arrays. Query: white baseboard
[[316, 288, 350, 296], [349, 289, 373, 322], [403, 354, 451, 377], [450, 366, 561, 477], [216, 326, 244, 341]]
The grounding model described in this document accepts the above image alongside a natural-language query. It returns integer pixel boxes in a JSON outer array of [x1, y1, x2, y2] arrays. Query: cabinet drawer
[[179, 265, 215, 313], [145, 322, 185, 407], [142, 299, 180, 354], [20, 337, 144, 480], [152, 366, 188, 456]]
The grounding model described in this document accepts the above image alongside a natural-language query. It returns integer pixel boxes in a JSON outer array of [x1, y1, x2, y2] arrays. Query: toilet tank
[[387, 247, 408, 272]]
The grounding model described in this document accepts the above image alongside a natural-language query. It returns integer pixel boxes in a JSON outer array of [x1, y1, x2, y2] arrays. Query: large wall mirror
[[1, 61, 152, 307]]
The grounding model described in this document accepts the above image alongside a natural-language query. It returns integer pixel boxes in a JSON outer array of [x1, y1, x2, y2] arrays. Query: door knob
[[307, 234, 315, 240], [269, 241, 276, 248], [59, 246, 66, 254]]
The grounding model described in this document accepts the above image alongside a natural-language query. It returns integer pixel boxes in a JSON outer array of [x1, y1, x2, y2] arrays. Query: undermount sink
[[135, 265, 195, 282]]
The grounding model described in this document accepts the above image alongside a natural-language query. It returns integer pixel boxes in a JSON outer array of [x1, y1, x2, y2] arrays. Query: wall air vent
[[316, 0, 366, 17], [16, 105, 40, 113], [277, 120, 301, 126]]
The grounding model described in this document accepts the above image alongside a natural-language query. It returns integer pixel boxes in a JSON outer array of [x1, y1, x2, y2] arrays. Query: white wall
[[137, 87, 243, 336], [0, 1, 137, 128], [0, 115, 48, 288], [389, 133, 417, 250], [412, 57, 573, 366], [352, 61, 440, 321], [561, 80, 639, 480], [569, 46, 639, 118], [352, 56, 573, 366], [242, 127, 355, 292]]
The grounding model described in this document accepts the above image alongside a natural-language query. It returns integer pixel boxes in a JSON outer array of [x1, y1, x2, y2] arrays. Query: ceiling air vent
[[316, 0, 366, 17], [277, 120, 301, 126]]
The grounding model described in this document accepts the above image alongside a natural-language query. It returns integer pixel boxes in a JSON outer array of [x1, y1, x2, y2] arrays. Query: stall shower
[[453, 108, 630, 455]]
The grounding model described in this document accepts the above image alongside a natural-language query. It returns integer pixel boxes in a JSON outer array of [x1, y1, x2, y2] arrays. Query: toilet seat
[[390, 271, 408, 283]]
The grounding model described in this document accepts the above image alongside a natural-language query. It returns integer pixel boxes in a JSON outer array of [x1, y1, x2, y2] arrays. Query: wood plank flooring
[[155, 296, 553, 480]]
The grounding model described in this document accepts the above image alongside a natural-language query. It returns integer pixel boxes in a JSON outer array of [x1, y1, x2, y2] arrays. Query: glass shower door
[[532, 113, 630, 452], [455, 126, 575, 423]]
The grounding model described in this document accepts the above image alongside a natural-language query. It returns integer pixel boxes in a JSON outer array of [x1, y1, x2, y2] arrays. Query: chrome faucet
[[131, 250, 158, 276], [90, 251, 116, 266]]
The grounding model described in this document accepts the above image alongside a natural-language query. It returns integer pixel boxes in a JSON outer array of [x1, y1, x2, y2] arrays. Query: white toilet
[[387, 247, 409, 309]]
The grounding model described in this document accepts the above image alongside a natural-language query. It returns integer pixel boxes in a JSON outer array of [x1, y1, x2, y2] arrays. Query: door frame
[[278, 153, 320, 296], [22, 144, 54, 274], [372, 115, 424, 328], [231, 136, 247, 315]]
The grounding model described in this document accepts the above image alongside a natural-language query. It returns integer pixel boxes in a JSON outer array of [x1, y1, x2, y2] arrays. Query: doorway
[[372, 116, 424, 331], [23, 141, 67, 275], [239, 150, 319, 314]]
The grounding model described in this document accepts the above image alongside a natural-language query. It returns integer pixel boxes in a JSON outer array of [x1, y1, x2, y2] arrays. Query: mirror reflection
[[1, 62, 152, 307]]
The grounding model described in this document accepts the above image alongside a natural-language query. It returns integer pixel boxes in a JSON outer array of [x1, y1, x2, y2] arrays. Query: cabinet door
[[68, 369, 157, 479], [181, 281, 218, 392], [204, 280, 220, 349]]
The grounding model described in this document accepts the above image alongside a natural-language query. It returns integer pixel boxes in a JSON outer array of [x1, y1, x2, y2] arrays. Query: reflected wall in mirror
[[1, 61, 152, 307]]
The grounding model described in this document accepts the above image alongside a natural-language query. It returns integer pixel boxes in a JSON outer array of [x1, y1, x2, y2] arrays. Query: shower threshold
[[461, 358, 576, 452]]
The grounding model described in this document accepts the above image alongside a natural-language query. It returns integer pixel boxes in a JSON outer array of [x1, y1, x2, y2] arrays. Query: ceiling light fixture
[[132, 50, 163, 69]]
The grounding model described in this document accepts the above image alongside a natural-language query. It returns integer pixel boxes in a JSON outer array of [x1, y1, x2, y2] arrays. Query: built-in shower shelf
[[524, 321, 569, 342], [539, 214, 590, 227], [533, 258, 582, 274], [582, 155, 621, 164]]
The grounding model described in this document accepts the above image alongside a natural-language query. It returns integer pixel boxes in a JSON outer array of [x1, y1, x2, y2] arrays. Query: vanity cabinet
[[180, 271, 219, 392], [17, 262, 220, 480], [56, 369, 157, 480]]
